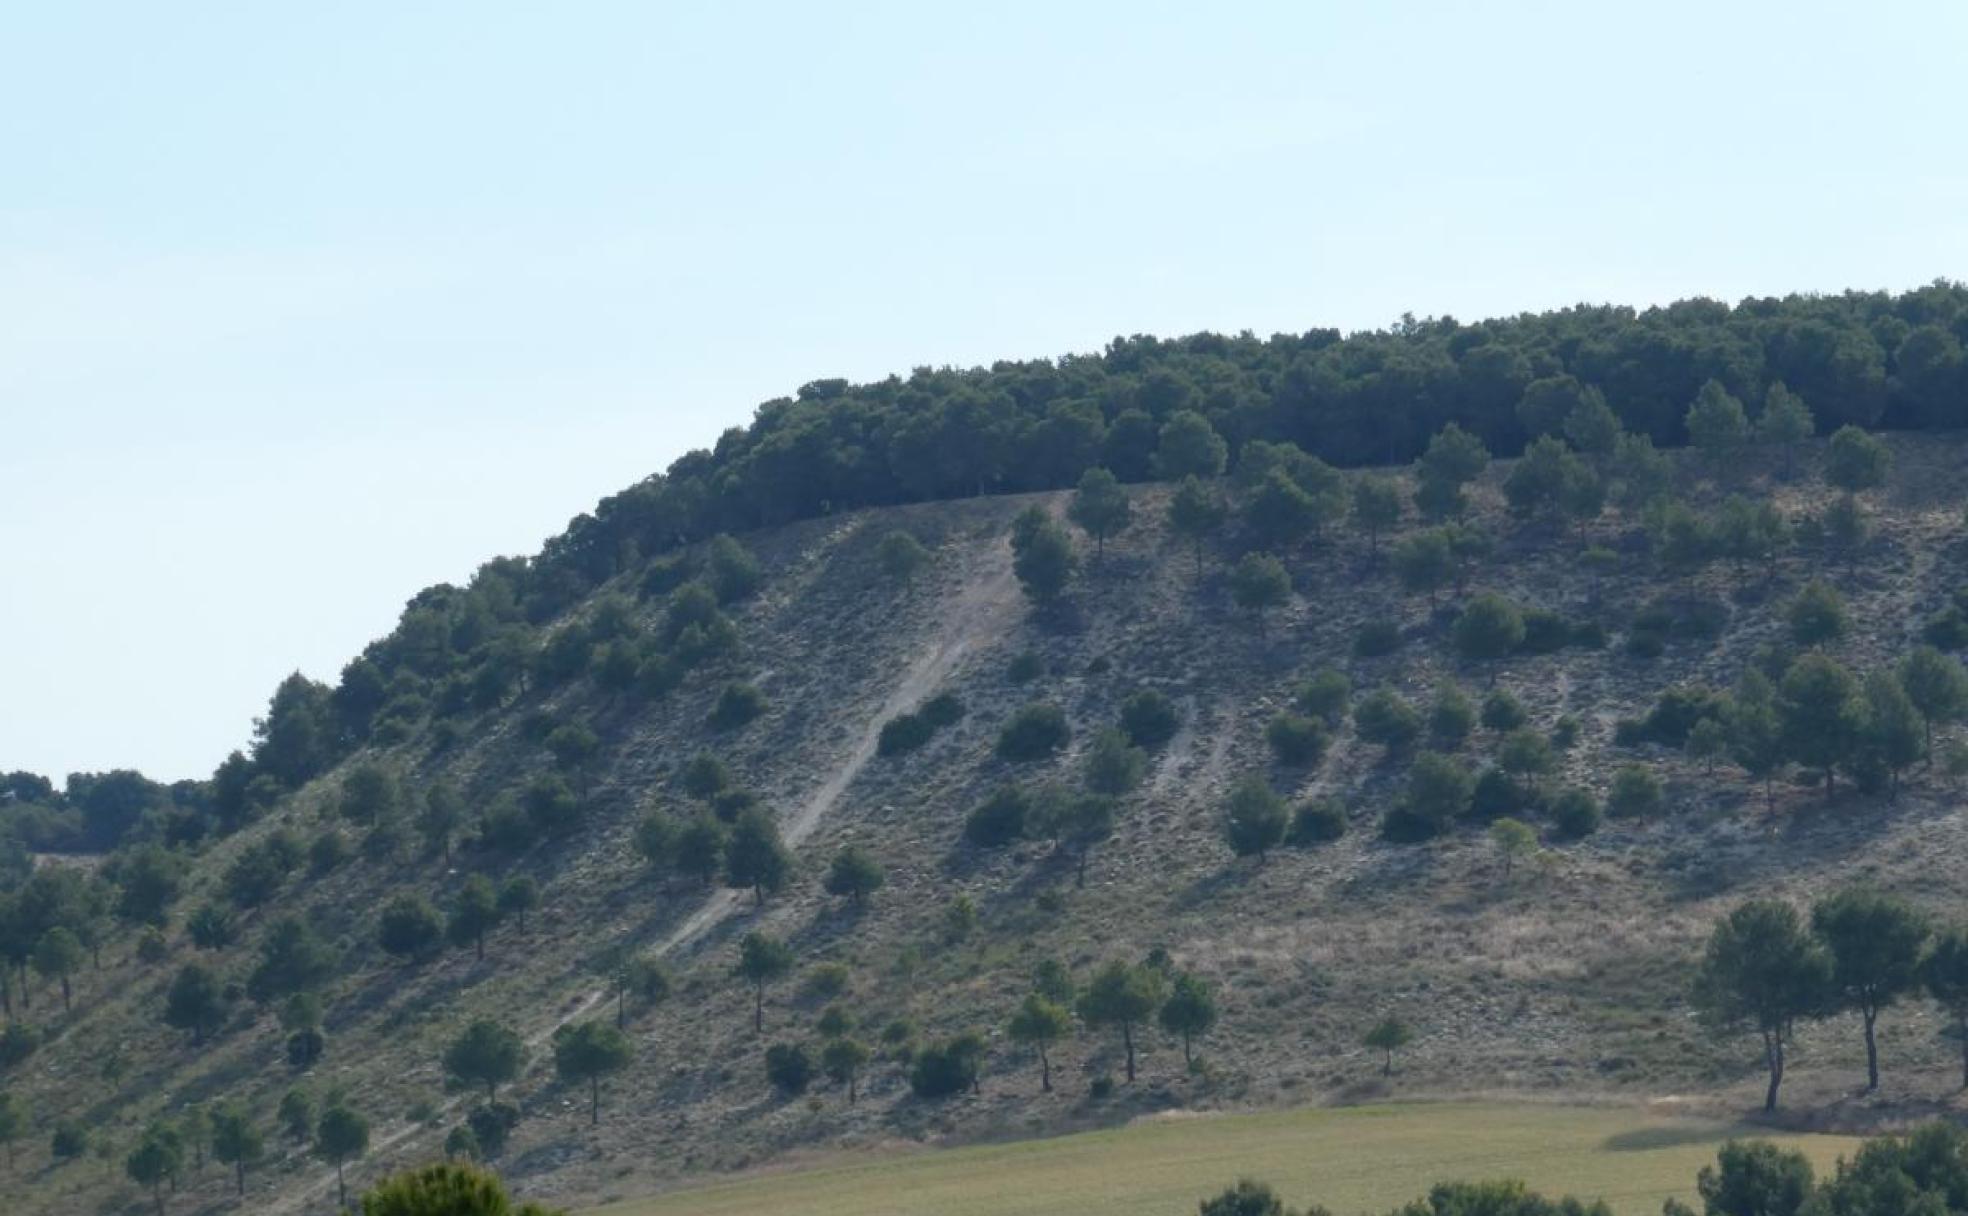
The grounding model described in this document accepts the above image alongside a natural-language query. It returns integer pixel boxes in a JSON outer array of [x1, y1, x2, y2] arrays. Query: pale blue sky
[[4, 2, 1965, 781]]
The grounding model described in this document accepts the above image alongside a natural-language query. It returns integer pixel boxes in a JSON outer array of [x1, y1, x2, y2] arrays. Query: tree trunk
[[1182, 1030, 1193, 1067], [475, 932, 485, 962], [1958, 1013, 1968, 1089], [1863, 1005, 1880, 1091], [336, 1160, 347, 1212], [60, 977, 70, 1012], [1075, 851, 1088, 888], [1382, 1049, 1392, 1077], [848, 1070, 857, 1103], [616, 990, 626, 1029], [590, 1077, 600, 1126], [1763, 1029, 1785, 1113], [754, 984, 764, 1033], [1122, 1021, 1136, 1083], [236, 1161, 246, 1195], [1038, 1042, 1052, 1092], [152, 1182, 164, 1216]]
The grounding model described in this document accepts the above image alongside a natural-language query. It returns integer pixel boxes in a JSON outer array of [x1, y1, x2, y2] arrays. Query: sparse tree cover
[[1078, 960, 1166, 1083], [735, 932, 793, 1033], [1011, 508, 1079, 604], [1694, 900, 1829, 1112], [1069, 467, 1132, 560], [209, 1102, 263, 1196], [1007, 993, 1072, 1091], [316, 1103, 371, 1211], [447, 876, 503, 962], [553, 1021, 632, 1125], [1812, 890, 1927, 1091], [1160, 971, 1217, 1066], [1363, 1017, 1414, 1077], [446, 1019, 527, 1101], [823, 845, 885, 906], [1224, 777, 1288, 861], [1168, 476, 1229, 575], [1229, 553, 1291, 635], [724, 810, 791, 905]]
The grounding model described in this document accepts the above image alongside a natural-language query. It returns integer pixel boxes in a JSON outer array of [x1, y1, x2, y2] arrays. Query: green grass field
[[588, 1103, 1860, 1216]]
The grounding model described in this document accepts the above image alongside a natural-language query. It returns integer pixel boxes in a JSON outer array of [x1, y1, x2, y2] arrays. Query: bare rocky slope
[[12, 434, 1968, 1216]]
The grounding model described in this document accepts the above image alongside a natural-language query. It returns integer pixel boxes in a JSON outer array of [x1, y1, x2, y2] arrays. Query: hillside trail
[[271, 520, 1026, 1212]]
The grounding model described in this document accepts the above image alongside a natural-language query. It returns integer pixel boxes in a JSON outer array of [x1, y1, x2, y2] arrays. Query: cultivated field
[[589, 1101, 1861, 1216]]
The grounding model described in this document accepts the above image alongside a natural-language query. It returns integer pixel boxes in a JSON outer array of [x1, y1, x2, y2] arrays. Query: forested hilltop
[[5, 282, 1968, 1216]]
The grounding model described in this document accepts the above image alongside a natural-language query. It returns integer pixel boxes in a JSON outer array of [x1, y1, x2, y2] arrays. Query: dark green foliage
[[909, 1032, 985, 1098], [377, 894, 444, 961], [1007, 994, 1071, 1092], [1384, 752, 1473, 842], [248, 916, 335, 1004], [680, 752, 732, 800], [186, 901, 237, 951], [1197, 1180, 1298, 1216], [1605, 765, 1663, 819], [1297, 668, 1351, 728], [1265, 714, 1327, 767], [1289, 798, 1348, 845], [1084, 728, 1148, 794], [1031, 789, 1118, 886], [1694, 900, 1831, 1112], [1155, 410, 1228, 480], [1352, 620, 1403, 658], [1159, 971, 1217, 1065], [1454, 593, 1525, 668], [1824, 425, 1891, 493], [997, 702, 1070, 761], [447, 876, 502, 961], [553, 1021, 632, 1124], [355, 1160, 567, 1216], [1470, 768, 1526, 821], [497, 876, 540, 931], [164, 961, 229, 1043], [1223, 777, 1288, 860], [1425, 683, 1475, 749], [465, 1102, 520, 1159], [1012, 510, 1079, 604], [705, 534, 762, 603], [1120, 689, 1181, 750], [724, 810, 791, 905], [1230, 552, 1291, 632], [764, 1042, 812, 1094], [1548, 788, 1600, 840], [1779, 653, 1867, 797], [1696, 1140, 1813, 1216], [1627, 684, 1726, 748], [1355, 688, 1422, 753], [1392, 528, 1454, 601], [445, 1019, 527, 1101], [316, 1102, 370, 1209], [1787, 580, 1847, 646], [822, 846, 885, 906], [964, 784, 1029, 847], [876, 530, 932, 583], [1812, 890, 1927, 1090], [674, 814, 726, 885], [878, 712, 935, 756], [734, 932, 793, 1032], [1078, 960, 1166, 1083], [1363, 1017, 1414, 1076], [1069, 467, 1132, 558], [1517, 608, 1572, 655], [520, 774, 580, 837], [920, 693, 965, 728], [708, 682, 767, 731]]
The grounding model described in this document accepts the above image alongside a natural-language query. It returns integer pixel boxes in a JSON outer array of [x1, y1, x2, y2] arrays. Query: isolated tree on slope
[[1811, 890, 1926, 1091]]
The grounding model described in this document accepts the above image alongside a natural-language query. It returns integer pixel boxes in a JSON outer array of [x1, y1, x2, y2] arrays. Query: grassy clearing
[[587, 1101, 1859, 1216]]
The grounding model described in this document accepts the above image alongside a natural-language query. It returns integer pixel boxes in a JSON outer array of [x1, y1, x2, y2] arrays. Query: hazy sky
[[5, 2, 1965, 782]]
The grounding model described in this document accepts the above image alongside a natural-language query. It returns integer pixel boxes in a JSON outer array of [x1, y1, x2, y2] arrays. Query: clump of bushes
[[1289, 798, 1348, 845], [878, 693, 967, 757], [997, 703, 1069, 761], [1353, 620, 1402, 658]]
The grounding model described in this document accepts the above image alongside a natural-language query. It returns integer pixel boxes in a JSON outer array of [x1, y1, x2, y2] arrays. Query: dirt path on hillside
[[272, 527, 1026, 1213]]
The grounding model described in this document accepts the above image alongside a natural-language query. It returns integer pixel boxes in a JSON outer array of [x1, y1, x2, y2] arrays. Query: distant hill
[[4, 287, 1968, 1215]]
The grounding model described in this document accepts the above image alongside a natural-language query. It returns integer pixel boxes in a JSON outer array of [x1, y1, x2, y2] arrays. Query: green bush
[[877, 713, 934, 757], [1353, 620, 1402, 658], [1518, 608, 1573, 654], [1007, 652, 1045, 683], [1120, 689, 1181, 750], [764, 1042, 813, 1094], [997, 703, 1069, 761], [1550, 787, 1601, 839], [920, 693, 966, 729], [1265, 714, 1328, 766], [708, 682, 767, 731], [1290, 798, 1348, 845], [964, 787, 1029, 847]]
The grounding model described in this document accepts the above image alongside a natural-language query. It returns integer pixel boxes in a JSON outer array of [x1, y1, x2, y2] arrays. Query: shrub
[[465, 1102, 520, 1158], [920, 693, 965, 729], [709, 683, 767, 731], [1549, 787, 1601, 839], [1353, 620, 1402, 657], [877, 713, 934, 757], [964, 786, 1029, 847], [1429, 682, 1476, 749], [1632, 685, 1726, 747], [1290, 798, 1348, 845], [1480, 689, 1526, 733], [1355, 688, 1422, 752], [1297, 668, 1352, 727], [1550, 715, 1582, 750], [1007, 652, 1045, 683], [764, 1043, 813, 1094], [908, 1034, 983, 1098], [1470, 768, 1525, 820], [1606, 764, 1664, 819], [1265, 714, 1328, 766], [996, 703, 1069, 761], [1519, 608, 1572, 654], [1383, 752, 1473, 842], [1119, 689, 1180, 750]]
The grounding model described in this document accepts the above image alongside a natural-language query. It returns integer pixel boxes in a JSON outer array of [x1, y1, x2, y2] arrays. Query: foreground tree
[[1007, 993, 1071, 1092], [1168, 476, 1228, 576], [1229, 553, 1291, 636], [552, 1021, 632, 1125], [1069, 467, 1132, 561], [125, 1123, 184, 1216], [447, 877, 502, 961], [1811, 890, 1927, 1091], [724, 810, 792, 906], [357, 1161, 568, 1216], [1078, 960, 1166, 1083], [822, 846, 885, 907], [1693, 900, 1829, 1112], [1223, 777, 1288, 861]]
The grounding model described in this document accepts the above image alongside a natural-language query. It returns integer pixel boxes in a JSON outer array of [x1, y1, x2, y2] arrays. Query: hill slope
[[9, 427, 1968, 1215]]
